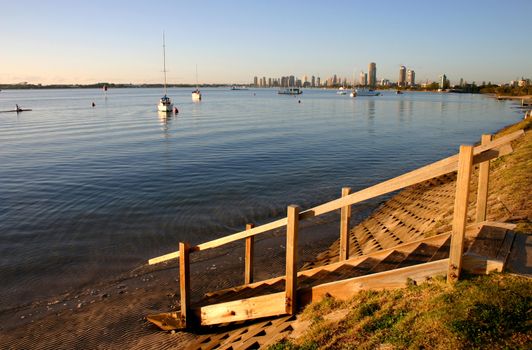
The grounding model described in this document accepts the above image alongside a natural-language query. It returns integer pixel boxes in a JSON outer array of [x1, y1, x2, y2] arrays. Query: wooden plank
[[146, 311, 186, 331], [495, 230, 516, 269], [339, 187, 352, 261], [476, 134, 492, 222], [180, 242, 191, 326], [462, 254, 504, 274], [199, 292, 287, 326], [286, 205, 300, 315], [447, 145, 474, 283], [148, 217, 287, 265], [299, 259, 449, 304], [148, 129, 523, 265], [244, 223, 254, 285]]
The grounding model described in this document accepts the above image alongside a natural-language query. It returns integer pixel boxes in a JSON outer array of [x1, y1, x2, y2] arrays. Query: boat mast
[[195, 64, 199, 90], [163, 32, 168, 96]]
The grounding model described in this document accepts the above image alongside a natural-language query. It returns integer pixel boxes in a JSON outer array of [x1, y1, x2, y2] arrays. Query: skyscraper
[[359, 71, 367, 86], [289, 75, 295, 87], [398, 66, 406, 87], [440, 74, 448, 89], [407, 69, 415, 86], [311, 75, 315, 87], [253, 76, 258, 86], [316, 76, 321, 87], [368, 62, 377, 88]]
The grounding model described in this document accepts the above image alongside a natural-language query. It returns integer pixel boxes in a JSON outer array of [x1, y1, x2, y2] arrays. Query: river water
[[0, 87, 522, 307]]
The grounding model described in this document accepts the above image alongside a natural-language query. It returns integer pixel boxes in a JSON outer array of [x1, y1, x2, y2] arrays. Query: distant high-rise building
[[368, 62, 377, 87], [253, 76, 258, 86], [459, 78, 464, 87], [359, 71, 367, 86], [289, 75, 295, 87], [407, 69, 415, 86], [316, 76, 321, 87], [311, 75, 315, 87], [440, 74, 448, 89], [268, 78, 272, 87], [398, 66, 406, 87], [333, 74, 337, 86]]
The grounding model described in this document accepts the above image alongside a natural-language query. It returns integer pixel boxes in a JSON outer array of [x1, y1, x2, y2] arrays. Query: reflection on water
[[0, 88, 521, 306]]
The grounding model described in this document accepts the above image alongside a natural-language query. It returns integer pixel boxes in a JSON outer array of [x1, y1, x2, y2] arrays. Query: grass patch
[[270, 274, 531, 350]]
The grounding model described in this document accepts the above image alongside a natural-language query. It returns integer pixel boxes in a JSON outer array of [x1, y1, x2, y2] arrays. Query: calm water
[[0, 88, 522, 306]]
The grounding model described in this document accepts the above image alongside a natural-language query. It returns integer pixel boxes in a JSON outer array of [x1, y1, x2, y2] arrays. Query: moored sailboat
[[158, 33, 173, 112], [192, 65, 202, 101]]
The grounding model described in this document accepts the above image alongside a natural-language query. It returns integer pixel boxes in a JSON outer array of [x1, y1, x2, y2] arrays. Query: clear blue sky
[[1, 0, 531, 84]]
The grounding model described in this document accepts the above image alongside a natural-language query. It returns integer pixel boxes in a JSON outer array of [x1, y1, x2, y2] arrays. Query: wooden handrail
[[148, 129, 523, 265]]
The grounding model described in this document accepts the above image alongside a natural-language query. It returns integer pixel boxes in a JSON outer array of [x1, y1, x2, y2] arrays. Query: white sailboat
[[192, 64, 202, 101], [158, 33, 173, 112]]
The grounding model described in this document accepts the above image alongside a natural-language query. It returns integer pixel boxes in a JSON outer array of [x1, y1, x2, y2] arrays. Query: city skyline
[[1, 0, 531, 85]]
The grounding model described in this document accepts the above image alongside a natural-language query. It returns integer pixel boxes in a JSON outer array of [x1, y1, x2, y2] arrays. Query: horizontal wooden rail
[[148, 130, 523, 265]]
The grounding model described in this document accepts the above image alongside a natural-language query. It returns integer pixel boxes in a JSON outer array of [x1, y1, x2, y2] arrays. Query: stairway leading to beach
[[142, 129, 525, 349]]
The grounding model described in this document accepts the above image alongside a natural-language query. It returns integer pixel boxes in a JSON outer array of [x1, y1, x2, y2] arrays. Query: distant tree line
[[479, 85, 532, 96], [0, 82, 233, 90]]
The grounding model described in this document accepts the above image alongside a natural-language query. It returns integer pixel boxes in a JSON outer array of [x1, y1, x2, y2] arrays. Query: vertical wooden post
[[285, 205, 300, 315], [179, 242, 191, 325], [244, 223, 255, 285], [476, 134, 492, 223], [447, 145, 474, 283], [339, 187, 352, 261]]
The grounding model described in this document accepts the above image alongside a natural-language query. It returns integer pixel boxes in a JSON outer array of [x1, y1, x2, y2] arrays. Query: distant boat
[[157, 33, 173, 112], [192, 65, 202, 101], [278, 87, 302, 95], [337, 87, 347, 95], [351, 88, 380, 97], [396, 90, 403, 95], [231, 86, 248, 90]]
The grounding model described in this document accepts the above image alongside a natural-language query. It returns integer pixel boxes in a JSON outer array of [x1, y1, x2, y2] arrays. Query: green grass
[[270, 274, 531, 350]]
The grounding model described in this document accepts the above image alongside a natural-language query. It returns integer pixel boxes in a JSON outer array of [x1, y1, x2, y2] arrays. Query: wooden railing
[[147, 129, 523, 327]]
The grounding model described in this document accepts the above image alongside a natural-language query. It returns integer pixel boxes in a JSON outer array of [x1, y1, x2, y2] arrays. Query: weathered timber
[[180, 242, 191, 326], [299, 259, 449, 304], [448, 145, 474, 283], [285, 205, 300, 315], [244, 223, 254, 285], [199, 292, 287, 326], [476, 134, 492, 222], [339, 187, 352, 261]]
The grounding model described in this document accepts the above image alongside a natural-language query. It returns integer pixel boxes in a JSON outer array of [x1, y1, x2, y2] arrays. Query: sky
[[1, 0, 531, 85]]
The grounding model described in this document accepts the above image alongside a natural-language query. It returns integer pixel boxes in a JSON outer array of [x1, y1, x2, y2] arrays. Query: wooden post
[[244, 223, 255, 284], [447, 145, 474, 283], [339, 187, 352, 261], [476, 134, 492, 222], [179, 242, 191, 326], [285, 205, 300, 315]]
